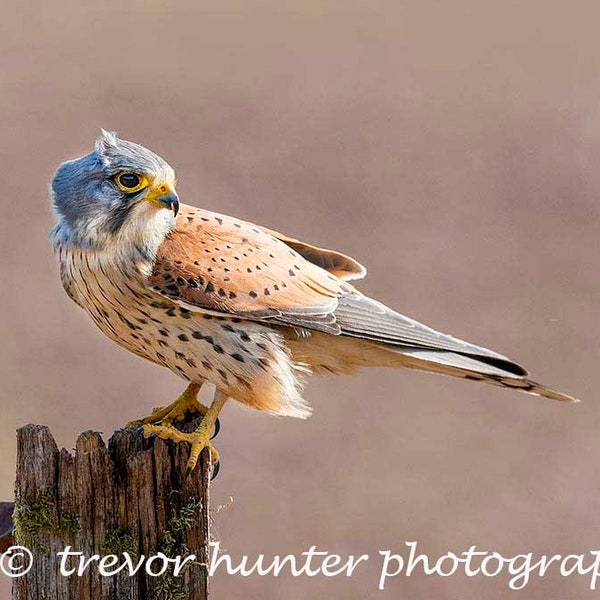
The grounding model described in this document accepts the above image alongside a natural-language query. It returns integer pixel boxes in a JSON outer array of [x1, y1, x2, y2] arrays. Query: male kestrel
[[50, 131, 576, 472]]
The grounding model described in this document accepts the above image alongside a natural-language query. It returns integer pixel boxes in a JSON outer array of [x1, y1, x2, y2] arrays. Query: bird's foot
[[142, 422, 219, 474], [124, 382, 207, 429]]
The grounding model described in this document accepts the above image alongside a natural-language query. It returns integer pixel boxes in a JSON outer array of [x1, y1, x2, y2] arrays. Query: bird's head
[[50, 130, 179, 255]]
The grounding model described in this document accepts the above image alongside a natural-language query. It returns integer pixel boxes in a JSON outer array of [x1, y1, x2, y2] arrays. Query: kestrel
[[50, 131, 576, 472]]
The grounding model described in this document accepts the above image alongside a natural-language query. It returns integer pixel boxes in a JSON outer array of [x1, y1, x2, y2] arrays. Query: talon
[[124, 382, 206, 428], [132, 426, 146, 440], [211, 417, 221, 440], [211, 460, 221, 480], [128, 386, 227, 477], [143, 423, 219, 474]]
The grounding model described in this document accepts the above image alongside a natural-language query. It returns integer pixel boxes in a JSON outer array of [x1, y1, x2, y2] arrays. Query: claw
[[211, 417, 221, 440], [211, 460, 221, 480]]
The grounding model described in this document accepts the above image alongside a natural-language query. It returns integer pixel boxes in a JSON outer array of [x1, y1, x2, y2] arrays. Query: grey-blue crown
[[50, 130, 173, 248]]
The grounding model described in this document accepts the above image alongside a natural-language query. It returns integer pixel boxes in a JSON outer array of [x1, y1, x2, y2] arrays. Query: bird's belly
[[63, 252, 309, 415]]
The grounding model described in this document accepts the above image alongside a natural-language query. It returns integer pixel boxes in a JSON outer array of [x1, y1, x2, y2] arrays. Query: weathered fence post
[[11, 424, 211, 600]]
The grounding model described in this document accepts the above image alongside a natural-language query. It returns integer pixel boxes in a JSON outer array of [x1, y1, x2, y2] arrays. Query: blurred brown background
[[1, 1, 599, 597]]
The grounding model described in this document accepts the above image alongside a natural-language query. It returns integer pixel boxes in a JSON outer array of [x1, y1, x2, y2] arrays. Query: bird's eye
[[115, 172, 148, 193]]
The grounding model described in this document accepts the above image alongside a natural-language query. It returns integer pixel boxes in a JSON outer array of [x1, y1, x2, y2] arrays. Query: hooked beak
[[145, 184, 180, 217], [155, 191, 179, 217]]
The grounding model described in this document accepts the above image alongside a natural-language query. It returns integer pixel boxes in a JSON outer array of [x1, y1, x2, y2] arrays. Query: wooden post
[[11, 424, 211, 600]]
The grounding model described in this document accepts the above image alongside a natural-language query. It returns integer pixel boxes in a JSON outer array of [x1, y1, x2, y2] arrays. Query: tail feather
[[384, 347, 577, 403]]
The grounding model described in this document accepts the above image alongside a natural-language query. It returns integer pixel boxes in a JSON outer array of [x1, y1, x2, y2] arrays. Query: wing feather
[[148, 205, 352, 331], [148, 205, 527, 375]]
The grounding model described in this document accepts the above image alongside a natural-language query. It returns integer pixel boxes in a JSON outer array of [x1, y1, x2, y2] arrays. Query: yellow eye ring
[[115, 172, 149, 193]]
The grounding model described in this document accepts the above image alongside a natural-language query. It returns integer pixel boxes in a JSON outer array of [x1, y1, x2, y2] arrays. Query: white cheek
[[117, 202, 175, 258]]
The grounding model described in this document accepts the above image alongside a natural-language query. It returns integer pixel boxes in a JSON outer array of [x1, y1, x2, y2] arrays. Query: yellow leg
[[143, 389, 228, 473], [125, 382, 206, 429]]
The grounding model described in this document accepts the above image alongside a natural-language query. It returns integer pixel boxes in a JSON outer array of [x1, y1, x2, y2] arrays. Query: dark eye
[[116, 173, 141, 189]]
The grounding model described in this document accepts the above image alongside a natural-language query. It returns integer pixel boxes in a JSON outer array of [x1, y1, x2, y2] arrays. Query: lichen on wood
[[12, 424, 211, 600]]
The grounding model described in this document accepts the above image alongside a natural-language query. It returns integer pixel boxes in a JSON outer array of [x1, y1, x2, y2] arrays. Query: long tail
[[327, 293, 577, 403], [380, 346, 577, 403]]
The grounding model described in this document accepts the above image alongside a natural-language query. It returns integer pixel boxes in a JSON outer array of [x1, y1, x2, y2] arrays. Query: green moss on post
[[12, 424, 212, 600]]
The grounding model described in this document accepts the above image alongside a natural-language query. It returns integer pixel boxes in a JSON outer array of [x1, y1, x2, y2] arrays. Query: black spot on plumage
[[221, 323, 235, 332], [252, 228, 260, 234], [288, 269, 296, 277], [264, 288, 270, 296], [188, 278, 198, 288], [186, 358, 197, 368], [203, 314, 213, 320], [194, 260, 200, 266], [159, 329, 169, 337], [256, 342, 267, 350], [215, 217, 223, 225], [232, 318, 242, 323], [156, 352, 166, 361], [178, 334, 190, 342], [247, 267, 252, 273], [175, 277, 184, 286], [234, 222, 241, 228], [231, 353, 245, 362], [218, 288, 227, 297], [248, 290, 258, 298], [200, 217, 209, 222], [165, 284, 179, 293], [213, 344, 224, 354], [131, 333, 139, 339], [211, 257, 217, 262], [229, 291, 237, 299], [205, 282, 215, 293], [202, 360, 213, 370], [192, 331, 204, 339], [166, 308, 177, 317], [204, 335, 214, 344], [235, 375, 251, 388], [218, 369, 228, 380], [175, 351, 185, 359], [239, 332, 251, 342], [175, 260, 183, 265], [187, 216, 194, 222], [273, 284, 280, 291]]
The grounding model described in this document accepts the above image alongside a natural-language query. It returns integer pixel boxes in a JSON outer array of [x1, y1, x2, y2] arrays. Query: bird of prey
[[50, 131, 576, 472]]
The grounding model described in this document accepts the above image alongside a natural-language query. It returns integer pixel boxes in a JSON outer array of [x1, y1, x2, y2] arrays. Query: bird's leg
[[125, 382, 207, 428], [142, 389, 228, 473]]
